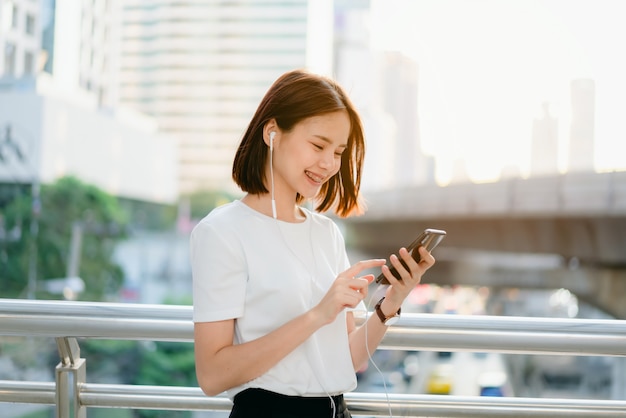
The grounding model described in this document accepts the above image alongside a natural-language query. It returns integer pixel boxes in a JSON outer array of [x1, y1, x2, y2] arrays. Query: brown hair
[[232, 69, 366, 217]]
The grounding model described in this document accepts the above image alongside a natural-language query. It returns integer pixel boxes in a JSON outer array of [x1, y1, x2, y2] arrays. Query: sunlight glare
[[370, 0, 626, 184]]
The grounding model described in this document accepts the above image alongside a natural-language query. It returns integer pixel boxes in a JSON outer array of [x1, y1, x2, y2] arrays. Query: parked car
[[426, 363, 453, 395], [478, 371, 508, 397]]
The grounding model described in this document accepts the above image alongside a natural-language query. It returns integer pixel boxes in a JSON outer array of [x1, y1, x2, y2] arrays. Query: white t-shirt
[[190, 200, 359, 399]]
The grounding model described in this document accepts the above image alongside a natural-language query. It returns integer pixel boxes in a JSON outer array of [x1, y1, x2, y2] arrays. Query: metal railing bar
[[2, 296, 626, 417], [0, 380, 56, 404], [80, 383, 231, 411], [388, 312, 626, 334], [0, 298, 191, 319], [2, 314, 623, 357], [382, 328, 626, 356], [345, 393, 626, 417], [0, 314, 192, 341], [81, 384, 626, 417], [2, 380, 626, 417], [2, 305, 626, 356], [3, 298, 624, 335]]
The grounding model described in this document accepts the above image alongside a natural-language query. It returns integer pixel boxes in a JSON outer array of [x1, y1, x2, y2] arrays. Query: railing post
[[55, 337, 86, 418], [613, 356, 626, 400]]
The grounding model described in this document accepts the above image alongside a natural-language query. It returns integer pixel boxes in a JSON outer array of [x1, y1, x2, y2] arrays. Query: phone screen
[[375, 228, 446, 284]]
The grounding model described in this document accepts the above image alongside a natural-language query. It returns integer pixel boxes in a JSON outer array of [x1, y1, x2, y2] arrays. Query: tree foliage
[[1, 176, 129, 300], [187, 189, 238, 219]]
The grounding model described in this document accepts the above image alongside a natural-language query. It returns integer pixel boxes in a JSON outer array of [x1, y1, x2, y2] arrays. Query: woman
[[190, 69, 435, 418]]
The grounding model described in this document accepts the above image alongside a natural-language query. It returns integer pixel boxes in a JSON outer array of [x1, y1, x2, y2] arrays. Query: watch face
[[385, 316, 400, 326]]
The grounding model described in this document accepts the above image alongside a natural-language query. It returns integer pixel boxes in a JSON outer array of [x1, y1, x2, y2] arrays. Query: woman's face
[[272, 110, 350, 200]]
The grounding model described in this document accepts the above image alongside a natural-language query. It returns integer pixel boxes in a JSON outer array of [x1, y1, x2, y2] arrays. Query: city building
[[3, 0, 438, 200], [0, 0, 41, 79], [379, 51, 434, 186], [30, 0, 436, 196], [40, 0, 122, 109], [0, 77, 178, 205], [568, 78, 595, 172], [334, 0, 393, 191], [530, 101, 559, 176], [1, 0, 177, 205], [118, 0, 332, 194], [334, 0, 434, 190], [34, 0, 336, 196]]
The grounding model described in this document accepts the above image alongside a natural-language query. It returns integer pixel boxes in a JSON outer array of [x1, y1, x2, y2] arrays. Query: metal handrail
[[2, 380, 626, 417], [2, 298, 625, 355], [1, 298, 626, 417]]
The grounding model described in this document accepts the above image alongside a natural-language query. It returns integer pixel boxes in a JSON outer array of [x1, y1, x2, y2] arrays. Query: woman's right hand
[[313, 259, 386, 325]]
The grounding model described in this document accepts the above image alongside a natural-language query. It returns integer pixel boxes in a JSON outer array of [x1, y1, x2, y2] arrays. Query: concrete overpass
[[343, 171, 626, 318]]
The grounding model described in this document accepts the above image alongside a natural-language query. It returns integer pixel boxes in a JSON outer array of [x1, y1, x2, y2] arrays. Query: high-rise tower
[[118, 1, 323, 194], [0, 0, 41, 79], [530, 101, 559, 176], [380, 51, 433, 186], [568, 78, 595, 172], [39, 0, 122, 108]]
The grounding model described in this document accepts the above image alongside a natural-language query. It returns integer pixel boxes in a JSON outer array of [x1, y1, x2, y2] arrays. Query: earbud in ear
[[269, 132, 276, 151]]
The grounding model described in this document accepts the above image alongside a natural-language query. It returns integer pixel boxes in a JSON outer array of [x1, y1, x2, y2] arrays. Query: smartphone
[[375, 228, 446, 284]]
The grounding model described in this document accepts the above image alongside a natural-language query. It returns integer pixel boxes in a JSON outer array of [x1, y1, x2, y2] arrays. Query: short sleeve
[[330, 221, 350, 272], [328, 220, 365, 312], [190, 220, 248, 322]]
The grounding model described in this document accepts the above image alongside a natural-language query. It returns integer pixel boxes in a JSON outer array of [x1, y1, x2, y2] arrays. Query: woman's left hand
[[378, 246, 435, 307], [347, 246, 435, 369]]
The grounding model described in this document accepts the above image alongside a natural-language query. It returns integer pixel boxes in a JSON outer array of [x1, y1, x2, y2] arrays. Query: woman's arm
[[194, 310, 324, 396], [348, 246, 435, 371], [194, 259, 385, 396]]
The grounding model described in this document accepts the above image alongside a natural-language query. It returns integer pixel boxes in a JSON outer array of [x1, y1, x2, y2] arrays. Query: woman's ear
[[263, 119, 278, 147]]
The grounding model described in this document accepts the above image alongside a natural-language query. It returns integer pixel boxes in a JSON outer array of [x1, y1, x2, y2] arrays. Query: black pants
[[230, 388, 352, 418]]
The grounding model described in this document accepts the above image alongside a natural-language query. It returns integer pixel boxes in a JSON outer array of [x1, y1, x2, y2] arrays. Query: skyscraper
[[0, 0, 41, 79], [3, 0, 178, 205], [40, 0, 121, 108], [334, 0, 433, 190], [118, 1, 325, 194], [20, 0, 339, 196], [568, 78, 595, 172], [380, 51, 433, 186], [530, 101, 559, 176]]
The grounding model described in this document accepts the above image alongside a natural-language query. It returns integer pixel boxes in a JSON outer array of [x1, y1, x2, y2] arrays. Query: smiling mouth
[[305, 170, 325, 184]]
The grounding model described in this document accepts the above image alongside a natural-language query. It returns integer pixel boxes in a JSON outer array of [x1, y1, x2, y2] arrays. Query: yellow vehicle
[[426, 363, 453, 395]]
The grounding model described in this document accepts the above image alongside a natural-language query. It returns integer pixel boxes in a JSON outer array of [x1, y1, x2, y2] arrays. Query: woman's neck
[[241, 193, 306, 223]]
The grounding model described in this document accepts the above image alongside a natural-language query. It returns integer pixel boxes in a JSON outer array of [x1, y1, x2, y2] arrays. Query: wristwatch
[[374, 297, 401, 326]]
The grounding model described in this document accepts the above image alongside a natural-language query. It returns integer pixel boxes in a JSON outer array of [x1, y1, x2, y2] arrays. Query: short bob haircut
[[232, 69, 366, 218]]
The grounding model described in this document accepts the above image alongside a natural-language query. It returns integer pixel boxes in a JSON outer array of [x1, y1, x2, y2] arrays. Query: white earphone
[[269, 131, 277, 219], [269, 131, 276, 150]]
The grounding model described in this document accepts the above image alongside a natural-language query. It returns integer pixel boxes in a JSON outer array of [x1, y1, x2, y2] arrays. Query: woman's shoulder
[[204, 200, 242, 218], [303, 207, 342, 233], [192, 200, 246, 233]]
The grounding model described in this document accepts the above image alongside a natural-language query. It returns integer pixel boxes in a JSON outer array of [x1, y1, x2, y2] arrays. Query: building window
[[25, 13, 35, 35], [4, 42, 16, 75], [11, 3, 18, 29], [1, 2, 17, 32], [24, 51, 34, 74]]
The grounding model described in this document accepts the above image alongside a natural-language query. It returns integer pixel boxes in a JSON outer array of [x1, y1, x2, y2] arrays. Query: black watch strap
[[374, 297, 401, 325]]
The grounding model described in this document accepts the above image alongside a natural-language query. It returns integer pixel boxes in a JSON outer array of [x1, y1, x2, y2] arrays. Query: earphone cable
[[364, 285, 394, 418], [270, 135, 277, 219], [272, 216, 336, 418], [268, 190, 335, 416]]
